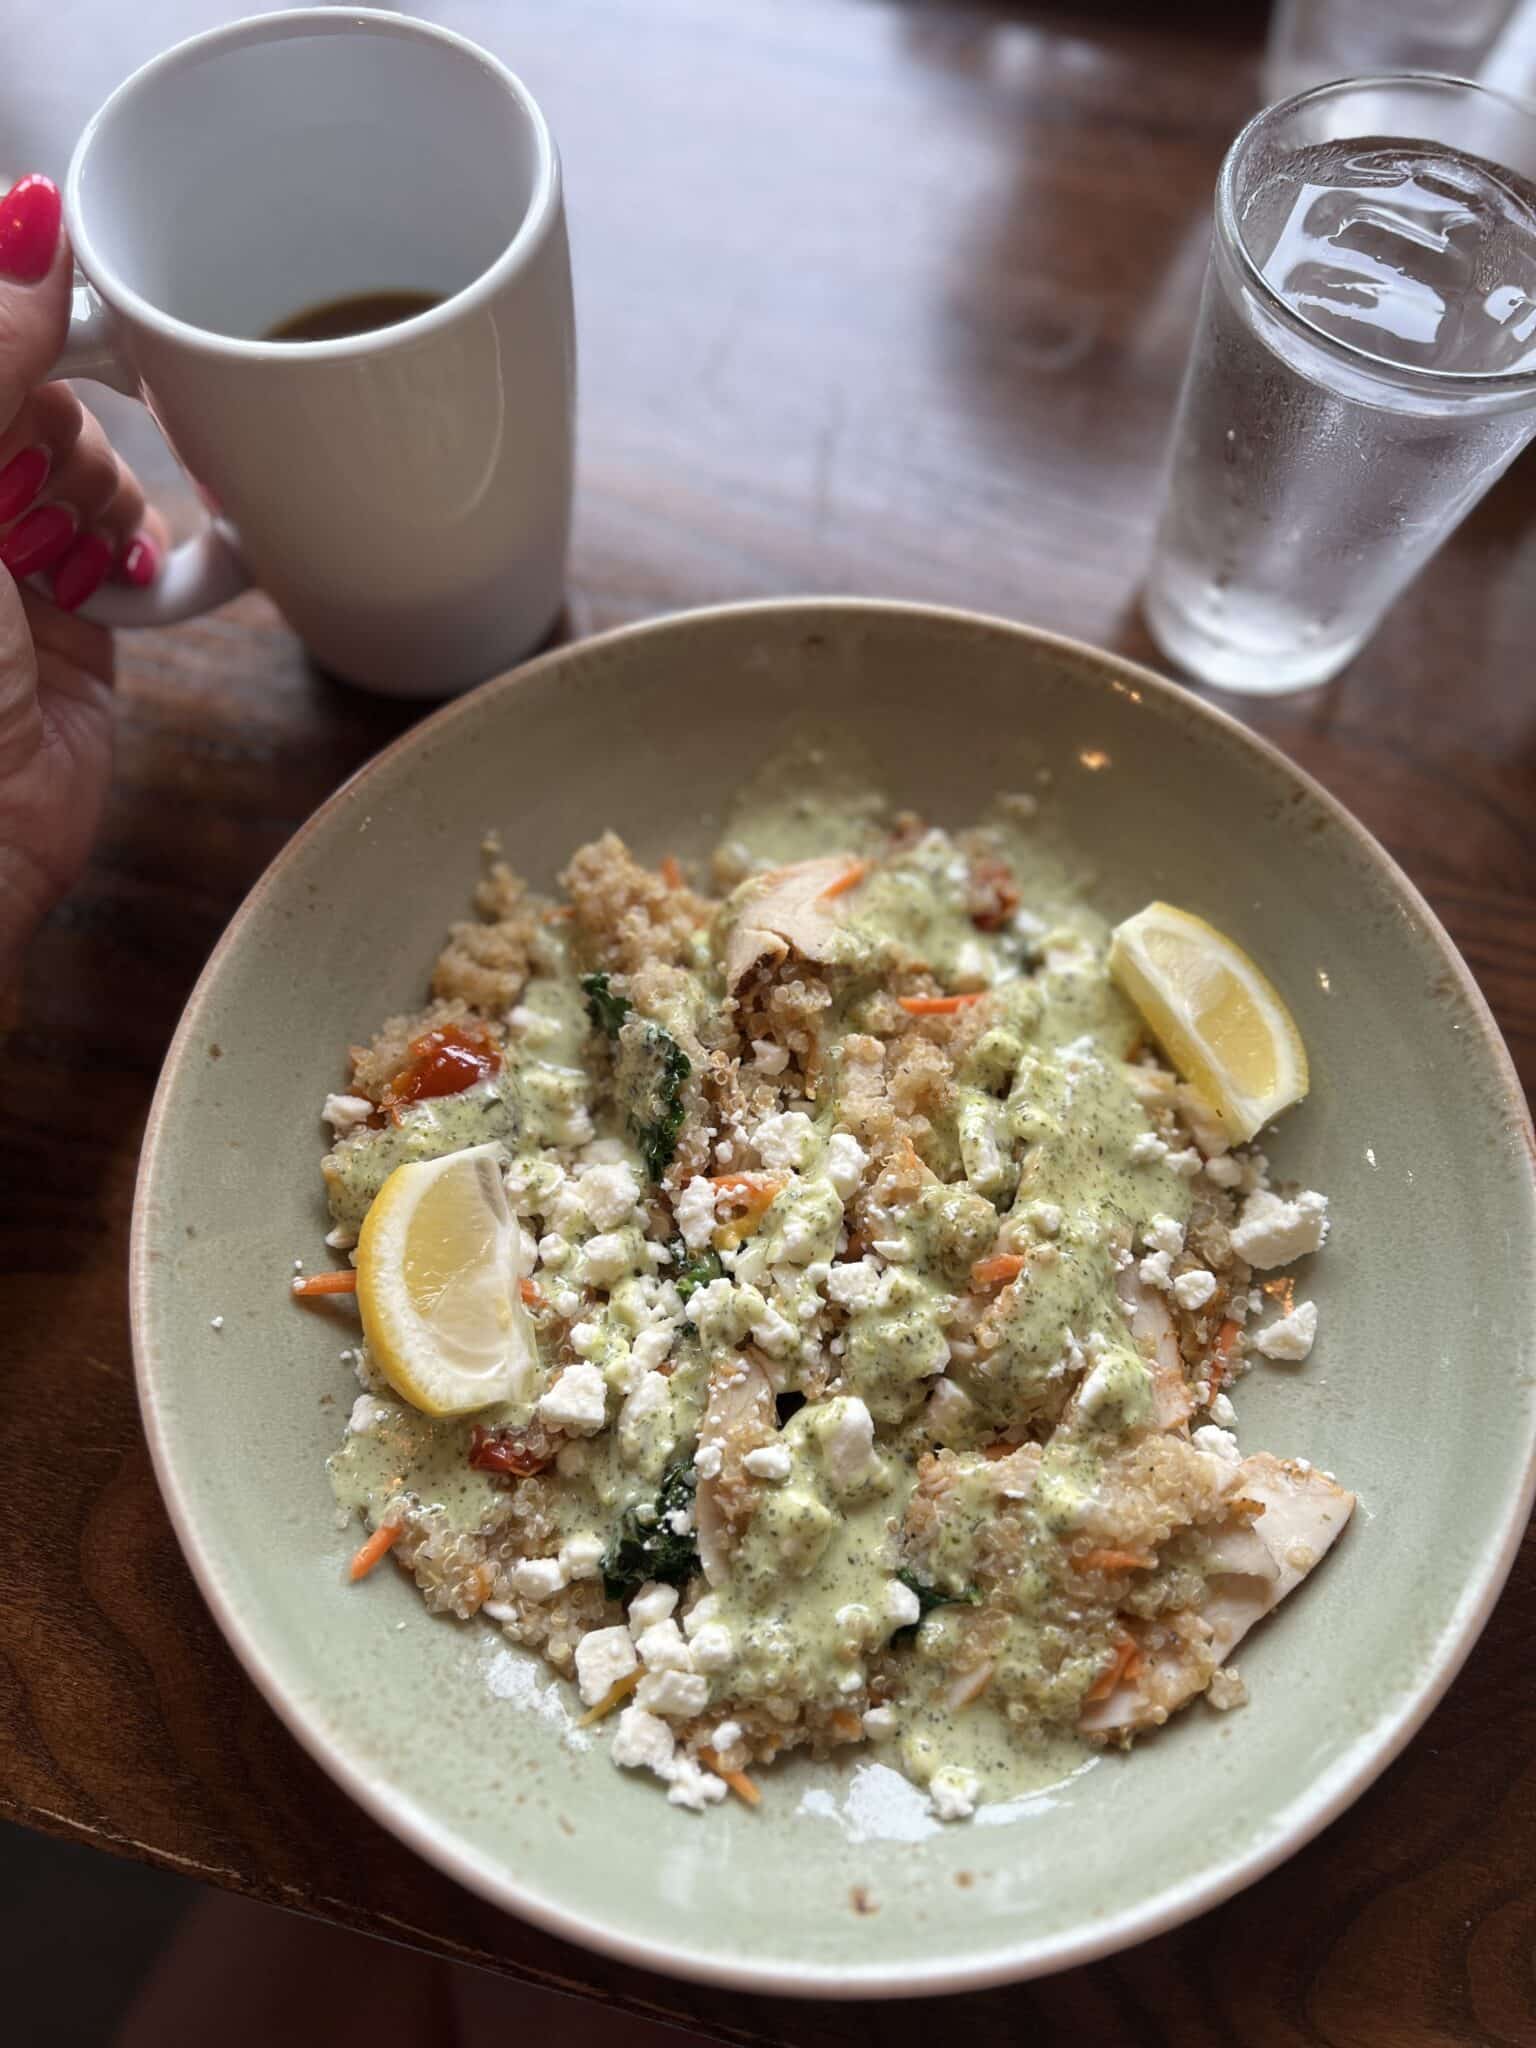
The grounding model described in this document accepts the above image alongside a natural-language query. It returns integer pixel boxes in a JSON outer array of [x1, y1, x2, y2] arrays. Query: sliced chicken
[[721, 855, 861, 990], [1079, 1454, 1355, 1734], [1115, 1265, 1195, 1431], [693, 1355, 776, 1584]]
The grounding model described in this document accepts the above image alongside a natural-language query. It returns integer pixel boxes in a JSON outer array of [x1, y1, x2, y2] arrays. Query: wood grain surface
[[3, 2, 1533, 2041]]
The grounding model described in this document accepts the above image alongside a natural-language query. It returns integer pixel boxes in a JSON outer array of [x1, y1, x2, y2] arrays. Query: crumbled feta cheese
[[578, 1137, 629, 1166], [1204, 1153, 1244, 1189], [209, 1315, 225, 1332], [630, 1325, 675, 1374], [674, 1175, 718, 1252], [693, 1441, 724, 1481], [346, 1394, 392, 1437], [750, 1038, 789, 1075], [820, 1397, 878, 1493], [574, 1626, 638, 1705], [628, 1582, 679, 1633], [884, 1578, 922, 1630], [511, 1556, 568, 1602], [1167, 1147, 1202, 1178], [636, 1668, 710, 1718], [1144, 1214, 1185, 1257], [324, 1225, 355, 1251], [754, 1110, 818, 1172], [1030, 1202, 1064, 1239], [862, 1706, 897, 1740], [610, 1703, 676, 1772], [929, 1766, 980, 1821], [1192, 1424, 1241, 1463], [666, 1755, 728, 1810], [321, 1092, 374, 1135], [578, 1160, 642, 1228], [824, 1130, 868, 1200], [1254, 1299, 1319, 1362], [1128, 1132, 1168, 1164], [1172, 1267, 1217, 1311], [538, 1362, 608, 1434], [681, 1592, 720, 1638], [749, 1300, 798, 1357], [826, 1256, 883, 1311], [924, 1375, 972, 1442], [743, 1443, 793, 1482], [1210, 1391, 1237, 1426], [1230, 1189, 1329, 1269], [635, 1619, 694, 1671], [689, 1622, 736, 1672], [578, 1232, 632, 1285], [836, 1668, 865, 1695], [711, 1719, 743, 1752], [1138, 1249, 1173, 1290], [559, 1531, 605, 1581], [617, 1369, 673, 1465], [569, 1320, 604, 1360], [555, 1440, 589, 1477], [551, 1287, 581, 1319]]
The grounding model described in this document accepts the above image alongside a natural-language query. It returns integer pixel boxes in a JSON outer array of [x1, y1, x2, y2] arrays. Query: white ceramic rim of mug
[[1221, 70, 1536, 397], [129, 597, 1536, 1999], [63, 7, 561, 362]]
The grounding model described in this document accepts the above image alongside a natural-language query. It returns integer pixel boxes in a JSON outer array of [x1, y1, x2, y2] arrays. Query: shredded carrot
[[348, 1522, 402, 1582], [1262, 1275, 1296, 1314], [820, 859, 869, 901], [897, 992, 986, 1016], [659, 854, 683, 890], [292, 1269, 358, 1297], [1079, 1548, 1156, 1573], [970, 1251, 1027, 1290], [1084, 1632, 1140, 1703], [579, 1669, 640, 1728], [829, 1710, 864, 1742], [1209, 1317, 1242, 1393], [518, 1277, 546, 1308], [710, 1174, 786, 1251], [700, 1748, 762, 1808]]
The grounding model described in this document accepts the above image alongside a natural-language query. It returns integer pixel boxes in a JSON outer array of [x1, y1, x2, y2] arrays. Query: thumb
[[0, 175, 72, 432]]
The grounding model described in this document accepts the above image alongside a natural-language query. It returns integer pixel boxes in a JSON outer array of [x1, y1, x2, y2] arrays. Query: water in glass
[[1145, 132, 1536, 693]]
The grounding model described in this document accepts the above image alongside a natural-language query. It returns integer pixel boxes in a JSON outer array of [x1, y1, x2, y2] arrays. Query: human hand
[[0, 174, 168, 995]]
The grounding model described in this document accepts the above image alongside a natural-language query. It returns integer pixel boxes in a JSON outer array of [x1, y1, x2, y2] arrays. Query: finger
[[0, 178, 72, 434], [49, 439, 154, 611], [0, 383, 84, 523], [38, 409, 123, 529]]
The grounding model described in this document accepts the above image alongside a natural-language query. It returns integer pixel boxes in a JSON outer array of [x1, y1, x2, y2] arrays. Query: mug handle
[[53, 283, 252, 627]]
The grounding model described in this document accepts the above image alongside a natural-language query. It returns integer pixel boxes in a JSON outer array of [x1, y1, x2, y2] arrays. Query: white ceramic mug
[[59, 8, 575, 697]]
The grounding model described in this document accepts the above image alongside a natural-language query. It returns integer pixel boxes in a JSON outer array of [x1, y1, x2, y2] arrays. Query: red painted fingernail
[[0, 175, 62, 284], [0, 445, 50, 524], [116, 531, 160, 587], [0, 501, 75, 576], [51, 531, 115, 613]]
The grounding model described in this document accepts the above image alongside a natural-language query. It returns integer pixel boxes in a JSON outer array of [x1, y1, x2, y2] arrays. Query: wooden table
[[4, 2, 1533, 2041]]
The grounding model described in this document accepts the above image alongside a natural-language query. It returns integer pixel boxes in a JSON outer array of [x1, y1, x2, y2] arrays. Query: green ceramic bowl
[[131, 600, 1536, 1996]]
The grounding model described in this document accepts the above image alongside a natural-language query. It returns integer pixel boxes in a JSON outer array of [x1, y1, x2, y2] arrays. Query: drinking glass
[[1143, 75, 1536, 696], [1264, 0, 1517, 105]]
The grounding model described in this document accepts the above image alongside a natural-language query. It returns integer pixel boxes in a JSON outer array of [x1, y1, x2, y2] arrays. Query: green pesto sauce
[[321, 767, 1212, 1815], [706, 1409, 915, 1709]]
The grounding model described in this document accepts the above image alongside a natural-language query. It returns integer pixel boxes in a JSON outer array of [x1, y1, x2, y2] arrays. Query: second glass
[[1143, 75, 1536, 696]]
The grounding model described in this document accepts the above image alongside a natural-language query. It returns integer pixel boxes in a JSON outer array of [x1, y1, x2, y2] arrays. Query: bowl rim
[[129, 596, 1536, 1998]]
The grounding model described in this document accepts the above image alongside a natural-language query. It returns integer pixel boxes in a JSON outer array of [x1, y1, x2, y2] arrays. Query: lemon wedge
[[1108, 902, 1308, 1143], [356, 1143, 536, 1416]]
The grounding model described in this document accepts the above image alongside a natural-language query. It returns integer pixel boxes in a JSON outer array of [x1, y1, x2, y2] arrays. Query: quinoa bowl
[[130, 598, 1536, 1995]]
